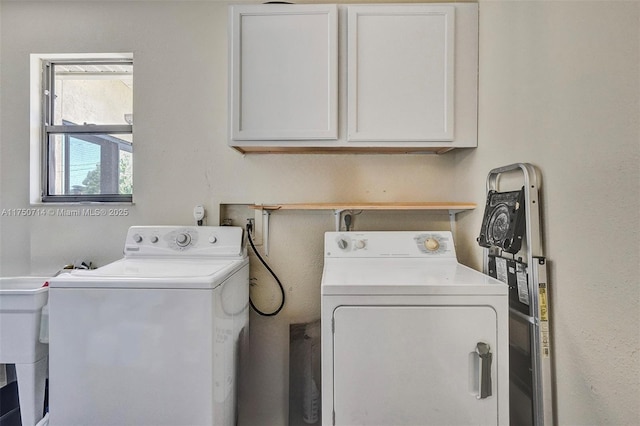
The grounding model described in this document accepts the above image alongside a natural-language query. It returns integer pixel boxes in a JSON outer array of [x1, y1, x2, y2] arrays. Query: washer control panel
[[326, 231, 456, 258], [124, 226, 245, 257]]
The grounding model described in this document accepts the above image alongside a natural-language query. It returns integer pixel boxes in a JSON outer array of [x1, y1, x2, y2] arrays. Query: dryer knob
[[424, 238, 440, 252], [150, 236, 159, 244], [176, 232, 191, 247], [337, 239, 349, 250], [133, 234, 143, 243], [355, 240, 366, 250]]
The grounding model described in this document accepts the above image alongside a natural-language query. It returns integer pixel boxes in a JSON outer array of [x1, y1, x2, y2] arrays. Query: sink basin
[[0, 276, 49, 364], [1, 276, 50, 426]]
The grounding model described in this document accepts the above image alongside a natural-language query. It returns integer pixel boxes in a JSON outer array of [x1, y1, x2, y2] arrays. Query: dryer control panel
[[325, 231, 456, 258], [124, 226, 245, 258]]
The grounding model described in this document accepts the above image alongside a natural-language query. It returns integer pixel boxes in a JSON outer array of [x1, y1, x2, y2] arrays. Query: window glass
[[47, 133, 133, 197], [68, 136, 101, 193], [40, 57, 133, 203], [52, 63, 133, 126]]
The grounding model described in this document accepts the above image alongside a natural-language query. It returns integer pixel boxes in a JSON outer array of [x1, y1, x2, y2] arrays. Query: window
[[36, 55, 133, 203]]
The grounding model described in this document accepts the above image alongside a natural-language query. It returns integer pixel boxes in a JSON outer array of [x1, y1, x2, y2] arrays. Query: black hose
[[246, 224, 285, 317]]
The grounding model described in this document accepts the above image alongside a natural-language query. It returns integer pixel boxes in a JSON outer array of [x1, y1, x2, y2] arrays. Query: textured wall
[[455, 2, 640, 425]]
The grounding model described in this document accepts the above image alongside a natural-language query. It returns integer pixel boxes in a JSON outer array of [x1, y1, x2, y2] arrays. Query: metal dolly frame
[[483, 163, 554, 426]]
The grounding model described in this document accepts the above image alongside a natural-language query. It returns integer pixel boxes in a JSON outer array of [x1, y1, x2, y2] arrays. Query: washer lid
[[50, 258, 248, 289], [321, 258, 507, 296]]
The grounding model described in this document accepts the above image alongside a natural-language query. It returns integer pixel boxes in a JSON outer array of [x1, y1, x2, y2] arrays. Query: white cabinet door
[[229, 4, 338, 141], [347, 5, 455, 142], [332, 305, 500, 426]]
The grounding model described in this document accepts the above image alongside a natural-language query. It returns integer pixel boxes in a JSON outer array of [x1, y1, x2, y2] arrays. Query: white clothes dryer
[[321, 231, 509, 426], [48, 226, 249, 426]]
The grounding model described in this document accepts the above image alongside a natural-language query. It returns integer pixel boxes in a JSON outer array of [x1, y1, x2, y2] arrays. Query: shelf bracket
[[449, 209, 462, 239], [262, 209, 271, 256], [334, 209, 345, 232]]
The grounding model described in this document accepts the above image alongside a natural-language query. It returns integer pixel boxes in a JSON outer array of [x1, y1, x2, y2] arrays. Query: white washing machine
[[321, 231, 509, 426], [48, 226, 249, 426]]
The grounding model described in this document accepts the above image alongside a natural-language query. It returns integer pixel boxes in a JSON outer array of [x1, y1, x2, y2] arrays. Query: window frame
[[39, 56, 133, 203]]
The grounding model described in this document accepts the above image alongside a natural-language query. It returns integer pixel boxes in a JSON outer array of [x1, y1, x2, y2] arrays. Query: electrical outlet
[[193, 205, 205, 222]]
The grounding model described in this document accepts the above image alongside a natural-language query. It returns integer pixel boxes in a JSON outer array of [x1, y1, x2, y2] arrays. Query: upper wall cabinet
[[228, 3, 478, 154], [347, 5, 454, 142], [229, 4, 338, 141]]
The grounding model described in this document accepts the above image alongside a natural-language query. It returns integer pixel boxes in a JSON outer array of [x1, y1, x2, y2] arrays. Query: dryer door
[[332, 305, 499, 426]]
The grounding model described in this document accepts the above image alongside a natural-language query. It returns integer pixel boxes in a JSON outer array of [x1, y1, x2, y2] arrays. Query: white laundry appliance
[[48, 226, 249, 426], [321, 231, 509, 426]]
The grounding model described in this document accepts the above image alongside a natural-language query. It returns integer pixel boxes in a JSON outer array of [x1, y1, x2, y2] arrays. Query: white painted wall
[[454, 3, 640, 424], [0, 1, 638, 425]]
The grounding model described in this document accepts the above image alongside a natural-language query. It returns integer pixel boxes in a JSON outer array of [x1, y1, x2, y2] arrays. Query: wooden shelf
[[247, 202, 476, 255], [249, 202, 476, 212]]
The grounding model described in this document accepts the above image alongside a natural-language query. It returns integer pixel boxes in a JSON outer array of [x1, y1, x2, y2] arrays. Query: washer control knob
[[176, 232, 191, 247], [150, 236, 159, 244], [133, 234, 143, 243], [424, 238, 440, 252], [209, 235, 217, 244], [337, 239, 349, 250], [355, 239, 366, 250]]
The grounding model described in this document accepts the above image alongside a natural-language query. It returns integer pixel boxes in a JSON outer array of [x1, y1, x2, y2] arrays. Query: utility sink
[[0, 276, 49, 426], [0, 277, 49, 363]]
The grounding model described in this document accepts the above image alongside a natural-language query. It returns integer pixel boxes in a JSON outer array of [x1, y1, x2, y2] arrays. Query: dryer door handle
[[475, 342, 493, 399]]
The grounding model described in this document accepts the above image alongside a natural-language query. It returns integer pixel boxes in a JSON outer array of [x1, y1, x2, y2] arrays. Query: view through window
[[42, 58, 133, 202]]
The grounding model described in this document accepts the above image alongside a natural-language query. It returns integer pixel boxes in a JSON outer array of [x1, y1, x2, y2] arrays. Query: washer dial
[[175, 232, 192, 247]]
